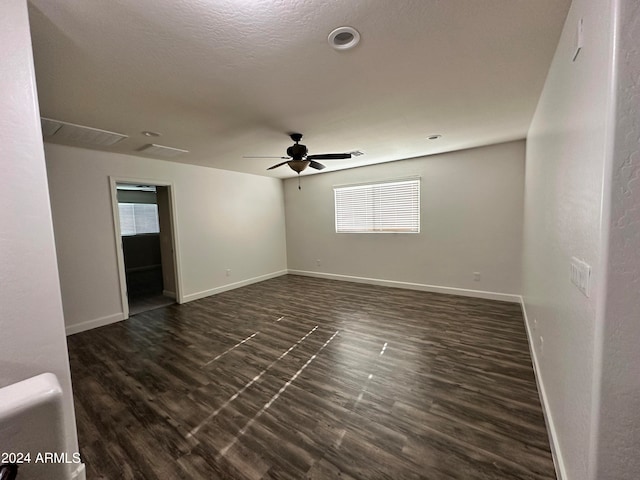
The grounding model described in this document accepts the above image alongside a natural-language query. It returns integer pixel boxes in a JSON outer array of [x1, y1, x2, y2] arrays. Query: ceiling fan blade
[[267, 160, 290, 170], [243, 156, 290, 159], [308, 160, 326, 170], [307, 153, 351, 160]]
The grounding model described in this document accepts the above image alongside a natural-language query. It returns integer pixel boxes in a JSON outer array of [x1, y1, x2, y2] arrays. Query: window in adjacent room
[[334, 177, 420, 233], [118, 203, 160, 236]]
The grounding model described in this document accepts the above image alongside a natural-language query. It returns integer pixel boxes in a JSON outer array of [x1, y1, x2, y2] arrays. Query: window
[[118, 203, 160, 235], [334, 178, 420, 233]]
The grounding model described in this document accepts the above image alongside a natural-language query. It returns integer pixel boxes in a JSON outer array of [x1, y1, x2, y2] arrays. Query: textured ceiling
[[28, 0, 571, 178]]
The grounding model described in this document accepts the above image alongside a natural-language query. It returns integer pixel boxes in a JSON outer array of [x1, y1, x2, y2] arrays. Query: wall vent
[[139, 144, 189, 158], [41, 117, 127, 146]]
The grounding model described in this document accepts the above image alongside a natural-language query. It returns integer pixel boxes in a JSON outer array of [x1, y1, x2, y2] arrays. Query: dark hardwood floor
[[128, 292, 175, 316], [67, 274, 555, 479]]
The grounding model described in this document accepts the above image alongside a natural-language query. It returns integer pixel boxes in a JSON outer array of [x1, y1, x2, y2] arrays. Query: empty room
[[1, 0, 639, 479]]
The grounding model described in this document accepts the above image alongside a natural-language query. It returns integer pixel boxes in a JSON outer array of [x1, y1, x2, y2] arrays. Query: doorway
[[111, 179, 181, 317]]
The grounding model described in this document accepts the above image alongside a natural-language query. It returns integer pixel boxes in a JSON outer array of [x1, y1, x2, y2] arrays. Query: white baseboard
[[287, 269, 521, 303], [71, 463, 86, 480], [182, 270, 288, 303], [65, 312, 125, 336], [520, 298, 566, 480]]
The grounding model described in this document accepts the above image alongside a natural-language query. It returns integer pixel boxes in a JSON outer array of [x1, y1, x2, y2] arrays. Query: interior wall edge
[[288, 269, 521, 303], [520, 297, 567, 480]]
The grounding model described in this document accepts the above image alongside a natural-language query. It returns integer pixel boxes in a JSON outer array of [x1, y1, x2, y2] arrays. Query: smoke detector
[[328, 27, 360, 50]]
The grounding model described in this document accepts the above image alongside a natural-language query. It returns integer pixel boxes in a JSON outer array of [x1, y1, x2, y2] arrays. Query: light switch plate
[[570, 257, 591, 297]]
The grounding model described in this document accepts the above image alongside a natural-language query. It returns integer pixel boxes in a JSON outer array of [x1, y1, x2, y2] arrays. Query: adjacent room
[[1, 0, 639, 479]]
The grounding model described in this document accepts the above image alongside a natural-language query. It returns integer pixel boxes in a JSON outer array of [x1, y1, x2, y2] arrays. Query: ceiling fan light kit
[[287, 160, 310, 173]]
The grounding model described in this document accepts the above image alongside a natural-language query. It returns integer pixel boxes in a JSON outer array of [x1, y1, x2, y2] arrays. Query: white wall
[[285, 141, 524, 300], [522, 0, 617, 478], [592, 0, 640, 478], [0, 1, 81, 477], [45, 144, 287, 334]]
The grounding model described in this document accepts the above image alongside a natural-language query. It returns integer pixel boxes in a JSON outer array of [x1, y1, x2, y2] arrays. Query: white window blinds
[[118, 203, 160, 236], [334, 178, 420, 233]]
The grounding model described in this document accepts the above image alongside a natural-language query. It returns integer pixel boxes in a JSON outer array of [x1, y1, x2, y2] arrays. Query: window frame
[[333, 177, 421, 234]]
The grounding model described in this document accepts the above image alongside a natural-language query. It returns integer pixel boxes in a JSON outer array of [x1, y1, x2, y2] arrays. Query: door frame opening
[[109, 176, 183, 319]]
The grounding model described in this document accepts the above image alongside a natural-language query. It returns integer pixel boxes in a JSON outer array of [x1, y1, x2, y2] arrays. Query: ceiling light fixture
[[427, 134, 442, 140], [328, 26, 360, 50]]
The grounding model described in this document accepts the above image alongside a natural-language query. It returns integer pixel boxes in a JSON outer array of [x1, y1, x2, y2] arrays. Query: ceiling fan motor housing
[[287, 143, 308, 160]]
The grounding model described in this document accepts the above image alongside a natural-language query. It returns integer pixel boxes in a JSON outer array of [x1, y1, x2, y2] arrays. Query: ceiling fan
[[245, 133, 352, 174]]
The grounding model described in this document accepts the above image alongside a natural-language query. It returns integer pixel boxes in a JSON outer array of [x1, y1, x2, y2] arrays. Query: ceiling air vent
[[349, 150, 365, 157], [40, 117, 127, 146], [139, 144, 189, 158]]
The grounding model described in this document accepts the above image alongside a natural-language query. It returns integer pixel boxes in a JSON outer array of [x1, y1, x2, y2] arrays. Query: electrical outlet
[[473, 272, 481, 281], [225, 269, 231, 277], [316, 259, 321, 266]]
